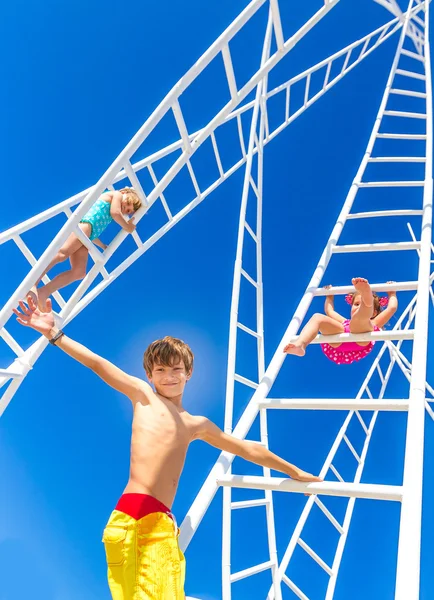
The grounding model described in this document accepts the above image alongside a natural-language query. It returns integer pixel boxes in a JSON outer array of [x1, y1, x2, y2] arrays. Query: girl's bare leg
[[38, 245, 89, 311], [284, 314, 345, 357], [350, 277, 374, 334]]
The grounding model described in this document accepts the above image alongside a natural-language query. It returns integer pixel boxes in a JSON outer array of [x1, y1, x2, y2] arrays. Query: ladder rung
[[343, 435, 361, 463], [234, 373, 258, 389], [332, 241, 421, 253], [390, 88, 427, 98], [231, 498, 269, 510], [395, 68, 426, 81], [237, 322, 260, 338], [358, 181, 424, 188], [217, 475, 404, 501], [258, 399, 410, 411], [329, 464, 344, 483], [0, 328, 25, 357], [244, 221, 257, 242], [411, 14, 425, 29], [368, 157, 426, 163], [383, 110, 426, 119], [355, 410, 369, 435], [348, 209, 424, 218], [74, 227, 105, 263], [282, 575, 309, 600], [401, 48, 425, 62], [298, 538, 333, 576], [230, 559, 273, 583], [309, 329, 415, 344], [312, 280, 418, 294], [241, 269, 258, 288], [377, 133, 426, 140], [314, 496, 345, 534]]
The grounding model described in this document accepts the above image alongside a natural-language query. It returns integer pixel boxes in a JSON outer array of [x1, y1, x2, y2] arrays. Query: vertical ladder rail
[[222, 12, 283, 599], [395, 1, 432, 596]]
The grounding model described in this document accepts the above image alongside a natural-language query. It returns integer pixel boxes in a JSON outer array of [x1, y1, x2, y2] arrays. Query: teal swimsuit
[[80, 198, 113, 240]]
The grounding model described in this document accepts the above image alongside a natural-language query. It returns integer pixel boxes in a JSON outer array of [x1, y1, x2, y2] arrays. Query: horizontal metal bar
[[348, 208, 424, 218], [217, 475, 404, 501], [314, 496, 344, 534], [312, 280, 418, 294], [234, 373, 258, 389], [237, 322, 261, 338], [383, 109, 426, 119], [395, 68, 426, 80], [390, 88, 427, 98], [258, 399, 410, 411], [332, 241, 421, 253], [358, 180, 425, 187], [282, 575, 309, 600], [298, 538, 333, 576], [367, 157, 426, 162], [401, 48, 425, 62], [230, 559, 273, 582], [231, 498, 269, 510], [377, 133, 426, 139], [307, 329, 415, 345]]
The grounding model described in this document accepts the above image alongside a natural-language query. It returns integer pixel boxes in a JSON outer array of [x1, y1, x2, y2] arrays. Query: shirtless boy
[[14, 296, 322, 600]]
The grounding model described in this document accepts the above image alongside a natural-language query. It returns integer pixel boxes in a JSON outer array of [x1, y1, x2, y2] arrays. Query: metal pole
[[395, 0, 432, 596]]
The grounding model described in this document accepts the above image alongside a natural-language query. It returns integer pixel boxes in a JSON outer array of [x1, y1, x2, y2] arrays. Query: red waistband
[[116, 493, 173, 521]]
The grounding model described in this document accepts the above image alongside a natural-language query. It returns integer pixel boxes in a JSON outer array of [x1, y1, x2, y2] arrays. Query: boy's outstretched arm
[[196, 418, 322, 482], [14, 297, 150, 404]]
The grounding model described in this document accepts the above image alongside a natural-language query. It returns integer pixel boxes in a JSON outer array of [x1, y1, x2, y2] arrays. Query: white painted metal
[[1, 1, 432, 598], [6, 0, 416, 414], [395, 0, 432, 596]]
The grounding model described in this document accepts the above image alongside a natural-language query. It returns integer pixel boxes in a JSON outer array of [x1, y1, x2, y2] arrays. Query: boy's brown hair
[[120, 187, 142, 212], [143, 336, 194, 376]]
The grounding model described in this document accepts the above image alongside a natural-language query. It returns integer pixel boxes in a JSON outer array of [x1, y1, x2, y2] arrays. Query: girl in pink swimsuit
[[284, 277, 398, 365]]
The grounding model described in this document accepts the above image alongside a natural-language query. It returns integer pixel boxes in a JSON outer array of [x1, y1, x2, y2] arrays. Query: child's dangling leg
[[284, 313, 345, 357], [349, 277, 374, 334], [37, 245, 89, 310]]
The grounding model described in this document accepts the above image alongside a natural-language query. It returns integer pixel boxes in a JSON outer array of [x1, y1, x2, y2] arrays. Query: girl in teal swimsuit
[[30, 188, 141, 310]]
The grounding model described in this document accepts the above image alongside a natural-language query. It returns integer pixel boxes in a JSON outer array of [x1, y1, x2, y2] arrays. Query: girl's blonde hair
[[119, 187, 142, 212]]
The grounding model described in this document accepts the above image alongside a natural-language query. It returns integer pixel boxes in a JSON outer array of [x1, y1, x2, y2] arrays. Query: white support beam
[[217, 475, 403, 501], [258, 398, 410, 411]]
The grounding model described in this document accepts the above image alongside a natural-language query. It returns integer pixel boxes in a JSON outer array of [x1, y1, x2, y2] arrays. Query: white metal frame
[[179, 1, 433, 598], [0, 0, 425, 416], [1, 1, 432, 598]]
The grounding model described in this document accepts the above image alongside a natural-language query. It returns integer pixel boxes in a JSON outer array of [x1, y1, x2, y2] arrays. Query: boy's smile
[[149, 360, 191, 399]]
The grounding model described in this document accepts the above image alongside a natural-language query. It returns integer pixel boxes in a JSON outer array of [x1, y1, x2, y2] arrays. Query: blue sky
[[1, 1, 434, 599]]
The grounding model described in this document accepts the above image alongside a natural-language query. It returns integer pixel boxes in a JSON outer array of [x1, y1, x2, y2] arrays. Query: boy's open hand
[[289, 467, 323, 483], [13, 296, 55, 337]]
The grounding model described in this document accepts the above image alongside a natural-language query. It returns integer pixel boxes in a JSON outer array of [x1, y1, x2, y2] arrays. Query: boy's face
[[121, 196, 135, 215], [148, 360, 191, 399]]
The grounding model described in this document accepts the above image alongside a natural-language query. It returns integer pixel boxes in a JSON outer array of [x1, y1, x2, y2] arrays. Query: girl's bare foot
[[352, 277, 373, 307], [283, 342, 306, 357]]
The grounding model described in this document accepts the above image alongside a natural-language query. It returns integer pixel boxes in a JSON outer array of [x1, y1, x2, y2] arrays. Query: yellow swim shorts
[[102, 509, 186, 599]]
